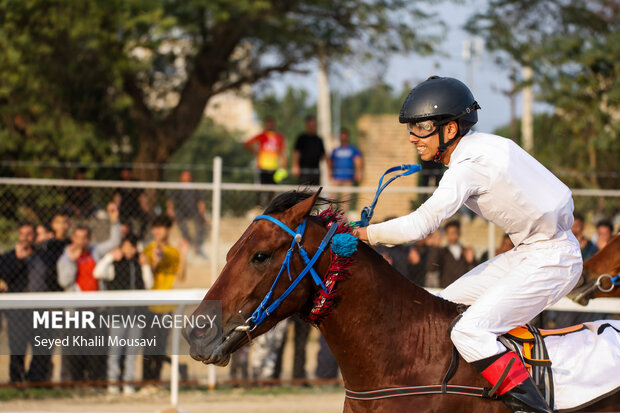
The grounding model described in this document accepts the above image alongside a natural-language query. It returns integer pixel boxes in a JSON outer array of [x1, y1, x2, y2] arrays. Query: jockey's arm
[[365, 162, 485, 247]]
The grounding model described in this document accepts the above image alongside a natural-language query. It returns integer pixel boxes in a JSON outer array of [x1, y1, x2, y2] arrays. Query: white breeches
[[439, 231, 582, 363]]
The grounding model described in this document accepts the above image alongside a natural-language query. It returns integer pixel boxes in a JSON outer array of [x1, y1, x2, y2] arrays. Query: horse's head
[[185, 190, 330, 366]]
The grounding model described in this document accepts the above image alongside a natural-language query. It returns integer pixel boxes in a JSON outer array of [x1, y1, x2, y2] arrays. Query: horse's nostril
[[192, 327, 207, 339]]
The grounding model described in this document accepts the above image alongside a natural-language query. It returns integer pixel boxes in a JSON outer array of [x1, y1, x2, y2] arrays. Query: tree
[[466, 0, 620, 191], [0, 0, 443, 180]]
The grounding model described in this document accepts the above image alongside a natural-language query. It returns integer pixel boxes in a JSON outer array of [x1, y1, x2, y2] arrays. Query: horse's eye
[[252, 252, 270, 264]]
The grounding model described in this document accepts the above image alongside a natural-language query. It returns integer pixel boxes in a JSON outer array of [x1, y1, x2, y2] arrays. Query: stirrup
[[500, 376, 552, 413]]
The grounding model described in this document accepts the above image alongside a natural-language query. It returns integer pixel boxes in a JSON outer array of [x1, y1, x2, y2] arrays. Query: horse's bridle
[[234, 214, 338, 335]]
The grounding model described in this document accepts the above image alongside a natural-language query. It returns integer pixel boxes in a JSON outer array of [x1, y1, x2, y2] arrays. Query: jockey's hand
[[353, 227, 369, 243]]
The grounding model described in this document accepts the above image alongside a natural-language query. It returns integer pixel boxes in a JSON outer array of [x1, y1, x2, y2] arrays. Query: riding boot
[[472, 351, 552, 413]]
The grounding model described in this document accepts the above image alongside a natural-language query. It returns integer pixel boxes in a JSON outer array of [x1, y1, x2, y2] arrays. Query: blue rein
[[356, 164, 422, 227], [242, 215, 338, 330]]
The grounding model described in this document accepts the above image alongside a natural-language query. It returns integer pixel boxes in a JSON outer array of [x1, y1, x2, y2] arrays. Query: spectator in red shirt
[[245, 117, 287, 206], [56, 203, 121, 383], [57, 203, 121, 292]]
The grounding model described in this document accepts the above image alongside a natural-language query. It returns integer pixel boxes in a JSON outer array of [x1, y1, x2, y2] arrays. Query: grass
[[0, 387, 74, 401]]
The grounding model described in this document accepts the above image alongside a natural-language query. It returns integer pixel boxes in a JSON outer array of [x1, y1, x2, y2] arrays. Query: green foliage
[[467, 0, 620, 191], [0, 0, 443, 180]]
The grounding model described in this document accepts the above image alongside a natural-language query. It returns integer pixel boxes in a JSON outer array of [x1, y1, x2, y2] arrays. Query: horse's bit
[[596, 273, 619, 293], [234, 215, 338, 335]]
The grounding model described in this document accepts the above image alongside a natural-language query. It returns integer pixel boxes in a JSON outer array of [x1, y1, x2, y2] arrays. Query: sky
[[261, 0, 528, 134]]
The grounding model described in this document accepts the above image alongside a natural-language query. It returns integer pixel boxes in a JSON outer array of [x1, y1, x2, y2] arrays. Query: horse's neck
[[318, 243, 458, 390], [585, 233, 620, 274]]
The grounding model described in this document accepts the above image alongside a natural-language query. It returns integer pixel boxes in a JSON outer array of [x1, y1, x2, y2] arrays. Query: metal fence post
[[170, 304, 185, 408], [209, 156, 222, 391], [211, 156, 222, 285]]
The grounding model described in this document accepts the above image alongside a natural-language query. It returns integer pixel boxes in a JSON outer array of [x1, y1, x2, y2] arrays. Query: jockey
[[354, 76, 582, 413]]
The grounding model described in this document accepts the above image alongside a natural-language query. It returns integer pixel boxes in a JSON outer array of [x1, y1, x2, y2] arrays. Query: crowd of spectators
[[0, 172, 201, 392]]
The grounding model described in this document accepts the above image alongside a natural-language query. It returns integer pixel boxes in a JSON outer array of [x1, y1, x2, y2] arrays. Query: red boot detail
[[480, 351, 530, 395]]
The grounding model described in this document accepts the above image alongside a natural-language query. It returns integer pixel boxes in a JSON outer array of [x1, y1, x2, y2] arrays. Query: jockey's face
[[407, 120, 458, 163], [409, 126, 440, 162]]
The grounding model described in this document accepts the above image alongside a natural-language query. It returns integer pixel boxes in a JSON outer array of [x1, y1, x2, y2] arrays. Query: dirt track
[[1, 389, 345, 413]]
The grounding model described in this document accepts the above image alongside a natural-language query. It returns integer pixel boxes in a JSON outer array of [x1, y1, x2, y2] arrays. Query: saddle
[[498, 323, 586, 409]]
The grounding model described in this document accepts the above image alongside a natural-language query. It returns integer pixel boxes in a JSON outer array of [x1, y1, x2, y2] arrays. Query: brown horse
[[568, 234, 620, 305], [185, 191, 619, 412]]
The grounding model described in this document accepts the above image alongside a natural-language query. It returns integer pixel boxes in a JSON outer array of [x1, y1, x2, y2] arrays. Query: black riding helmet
[[399, 76, 481, 162]]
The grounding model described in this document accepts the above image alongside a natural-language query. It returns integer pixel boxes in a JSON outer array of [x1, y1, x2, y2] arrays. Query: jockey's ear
[[284, 188, 323, 229]]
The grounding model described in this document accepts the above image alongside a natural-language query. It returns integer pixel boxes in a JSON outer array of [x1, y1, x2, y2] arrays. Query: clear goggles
[[406, 120, 437, 138]]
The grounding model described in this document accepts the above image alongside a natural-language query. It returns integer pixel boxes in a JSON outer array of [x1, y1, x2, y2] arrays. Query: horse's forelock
[[263, 190, 336, 216]]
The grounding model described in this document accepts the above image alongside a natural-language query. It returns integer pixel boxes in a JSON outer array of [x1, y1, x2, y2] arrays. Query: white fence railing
[[0, 288, 617, 409]]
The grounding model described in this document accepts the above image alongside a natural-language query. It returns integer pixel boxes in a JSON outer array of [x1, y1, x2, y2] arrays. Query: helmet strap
[[432, 123, 460, 163]]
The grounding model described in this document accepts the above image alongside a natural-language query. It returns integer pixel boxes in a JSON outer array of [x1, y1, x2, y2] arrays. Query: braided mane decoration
[[303, 208, 357, 325]]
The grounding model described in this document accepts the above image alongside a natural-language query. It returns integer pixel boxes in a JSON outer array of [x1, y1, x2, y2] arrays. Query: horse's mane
[[263, 190, 336, 215]]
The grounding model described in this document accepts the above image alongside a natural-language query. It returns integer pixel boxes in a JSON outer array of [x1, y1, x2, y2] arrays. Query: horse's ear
[[285, 188, 323, 227]]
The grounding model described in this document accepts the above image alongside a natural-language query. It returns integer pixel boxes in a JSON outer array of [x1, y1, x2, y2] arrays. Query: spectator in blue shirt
[[328, 128, 363, 185]]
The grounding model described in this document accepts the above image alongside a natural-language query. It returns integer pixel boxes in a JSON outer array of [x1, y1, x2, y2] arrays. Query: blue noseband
[[241, 214, 339, 330]]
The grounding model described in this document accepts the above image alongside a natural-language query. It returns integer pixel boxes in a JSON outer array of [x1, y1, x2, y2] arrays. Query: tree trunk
[[132, 128, 171, 182]]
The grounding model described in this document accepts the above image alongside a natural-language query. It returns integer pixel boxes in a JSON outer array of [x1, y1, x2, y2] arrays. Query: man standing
[[292, 115, 325, 185], [328, 128, 362, 186], [430, 221, 476, 288], [114, 168, 151, 239], [245, 117, 287, 185], [0, 222, 49, 383], [142, 215, 188, 383], [36, 211, 71, 293], [245, 117, 287, 207], [94, 233, 153, 395], [167, 170, 208, 259], [57, 203, 121, 292], [57, 203, 121, 382]]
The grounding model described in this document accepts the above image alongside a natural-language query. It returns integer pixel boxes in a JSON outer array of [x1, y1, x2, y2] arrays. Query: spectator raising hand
[[107, 202, 119, 223]]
